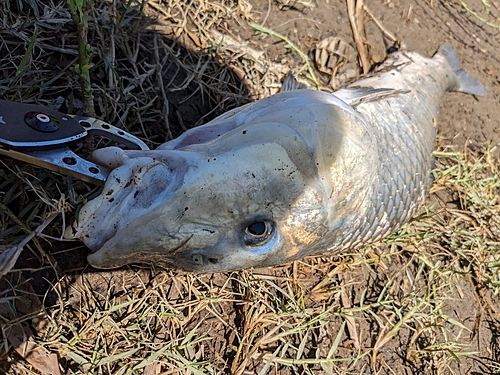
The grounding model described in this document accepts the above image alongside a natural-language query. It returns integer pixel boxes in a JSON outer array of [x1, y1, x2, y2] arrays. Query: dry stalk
[[347, 0, 370, 74]]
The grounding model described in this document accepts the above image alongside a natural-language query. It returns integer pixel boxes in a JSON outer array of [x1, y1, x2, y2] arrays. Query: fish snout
[[66, 151, 178, 252]]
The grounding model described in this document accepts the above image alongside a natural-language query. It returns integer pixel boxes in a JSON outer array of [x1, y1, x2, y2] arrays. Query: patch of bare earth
[[1, 0, 499, 374]]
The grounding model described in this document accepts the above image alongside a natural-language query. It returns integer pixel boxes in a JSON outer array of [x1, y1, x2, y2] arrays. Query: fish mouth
[[65, 149, 180, 253], [86, 231, 196, 269]]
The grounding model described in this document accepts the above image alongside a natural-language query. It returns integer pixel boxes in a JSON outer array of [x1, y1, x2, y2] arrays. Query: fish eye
[[191, 253, 204, 265], [247, 222, 266, 236], [244, 220, 274, 246]]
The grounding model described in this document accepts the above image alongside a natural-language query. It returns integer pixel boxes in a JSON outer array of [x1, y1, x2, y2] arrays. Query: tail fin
[[437, 45, 487, 96]]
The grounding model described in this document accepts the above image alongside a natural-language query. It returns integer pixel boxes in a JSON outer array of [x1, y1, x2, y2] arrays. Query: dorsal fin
[[281, 71, 309, 91]]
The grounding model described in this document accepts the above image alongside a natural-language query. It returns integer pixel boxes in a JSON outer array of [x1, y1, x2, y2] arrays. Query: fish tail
[[436, 45, 487, 96]]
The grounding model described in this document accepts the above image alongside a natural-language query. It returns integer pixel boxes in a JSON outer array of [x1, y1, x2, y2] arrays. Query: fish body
[[67, 45, 485, 272]]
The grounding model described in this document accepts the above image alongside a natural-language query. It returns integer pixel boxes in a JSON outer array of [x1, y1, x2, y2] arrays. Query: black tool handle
[[0, 100, 86, 148]]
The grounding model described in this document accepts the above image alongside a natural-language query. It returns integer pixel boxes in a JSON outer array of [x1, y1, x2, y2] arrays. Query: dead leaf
[[7, 323, 61, 375], [0, 275, 60, 374], [315, 36, 356, 75], [144, 361, 161, 375]]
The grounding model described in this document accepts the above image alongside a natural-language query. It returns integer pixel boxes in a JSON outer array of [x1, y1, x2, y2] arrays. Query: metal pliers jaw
[[0, 100, 149, 185]]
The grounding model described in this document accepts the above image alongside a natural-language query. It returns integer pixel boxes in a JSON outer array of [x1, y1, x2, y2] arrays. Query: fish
[[66, 45, 486, 273]]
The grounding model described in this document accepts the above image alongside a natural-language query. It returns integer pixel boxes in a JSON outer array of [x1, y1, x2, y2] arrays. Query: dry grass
[[1, 0, 499, 374]]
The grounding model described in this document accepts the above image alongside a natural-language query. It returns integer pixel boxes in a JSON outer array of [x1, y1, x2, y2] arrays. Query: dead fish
[[66, 45, 486, 272]]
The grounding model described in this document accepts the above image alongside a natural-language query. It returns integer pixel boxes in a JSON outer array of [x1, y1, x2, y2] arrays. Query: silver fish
[[66, 45, 486, 272]]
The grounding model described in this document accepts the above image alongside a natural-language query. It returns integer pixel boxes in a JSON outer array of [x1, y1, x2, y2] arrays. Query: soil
[[1, 0, 499, 374]]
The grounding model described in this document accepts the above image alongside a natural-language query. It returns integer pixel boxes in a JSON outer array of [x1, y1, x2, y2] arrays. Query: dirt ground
[[1, 0, 500, 374]]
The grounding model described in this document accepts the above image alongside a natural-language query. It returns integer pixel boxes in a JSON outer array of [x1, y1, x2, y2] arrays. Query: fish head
[[68, 122, 330, 272]]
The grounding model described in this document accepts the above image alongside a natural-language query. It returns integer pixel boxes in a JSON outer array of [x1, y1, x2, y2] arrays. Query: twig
[[363, 4, 397, 42], [154, 34, 174, 141], [0, 212, 59, 277], [262, 0, 272, 26], [66, 0, 95, 116], [347, 0, 370, 74]]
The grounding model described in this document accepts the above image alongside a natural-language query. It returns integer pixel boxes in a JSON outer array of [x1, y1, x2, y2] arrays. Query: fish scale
[[348, 98, 434, 246], [331, 53, 450, 248]]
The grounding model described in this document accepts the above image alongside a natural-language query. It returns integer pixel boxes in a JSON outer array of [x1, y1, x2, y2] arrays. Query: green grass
[[461, 0, 500, 29], [0, 1, 499, 374]]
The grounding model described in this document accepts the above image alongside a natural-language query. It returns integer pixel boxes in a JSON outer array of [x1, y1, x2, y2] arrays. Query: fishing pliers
[[0, 100, 149, 185]]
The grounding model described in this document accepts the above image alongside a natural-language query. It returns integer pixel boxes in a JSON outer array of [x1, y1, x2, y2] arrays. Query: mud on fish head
[[67, 122, 333, 273]]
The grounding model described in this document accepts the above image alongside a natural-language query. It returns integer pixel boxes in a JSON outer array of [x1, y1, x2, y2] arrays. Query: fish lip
[[73, 156, 179, 253], [85, 217, 196, 269]]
